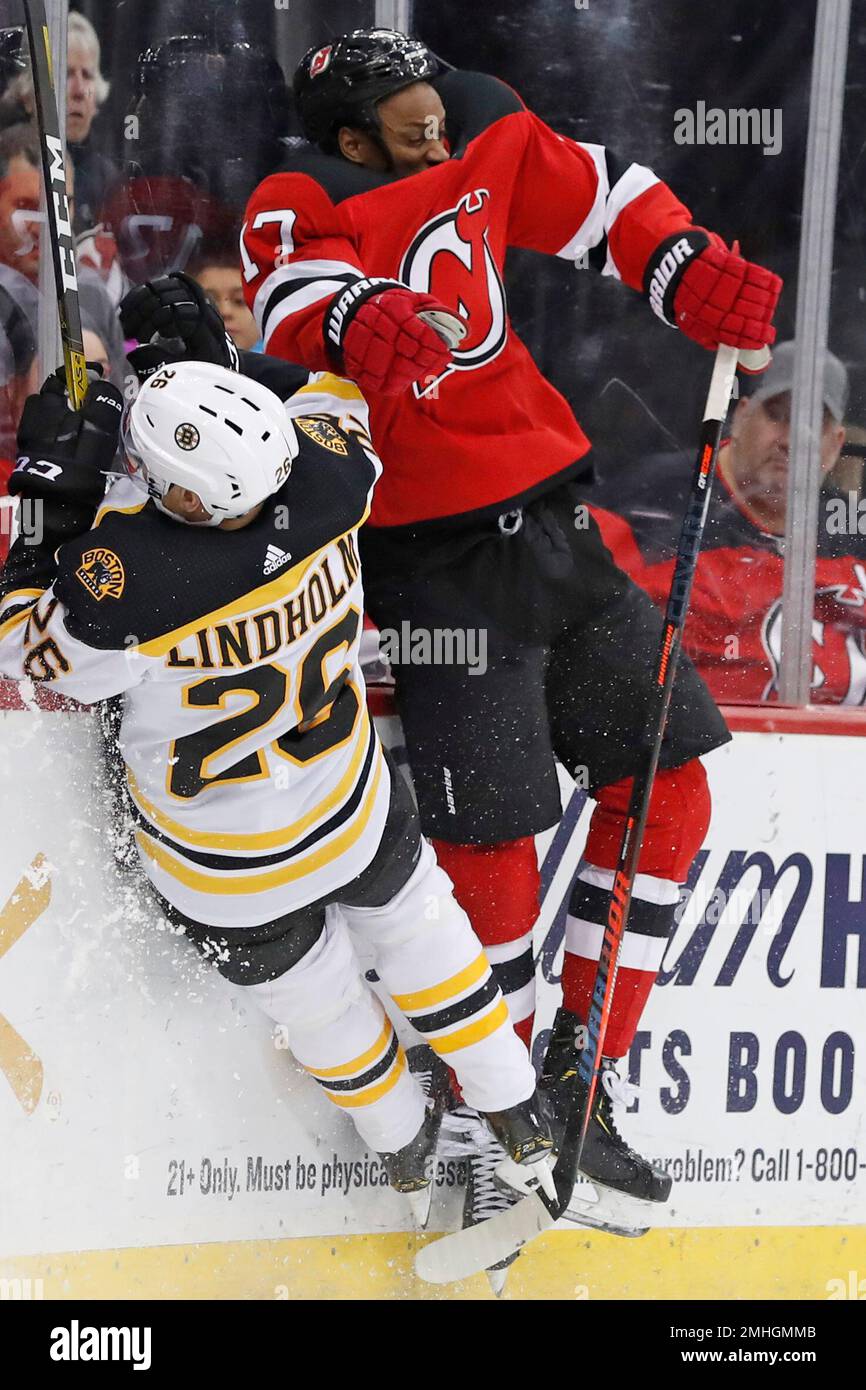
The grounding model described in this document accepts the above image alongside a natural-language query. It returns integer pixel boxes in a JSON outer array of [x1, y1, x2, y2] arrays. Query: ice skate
[[540, 1007, 671, 1236], [444, 1094, 553, 1295], [381, 1044, 453, 1228]]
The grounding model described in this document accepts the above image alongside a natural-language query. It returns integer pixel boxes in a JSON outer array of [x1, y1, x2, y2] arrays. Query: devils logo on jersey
[[399, 189, 507, 398], [761, 568, 866, 704]]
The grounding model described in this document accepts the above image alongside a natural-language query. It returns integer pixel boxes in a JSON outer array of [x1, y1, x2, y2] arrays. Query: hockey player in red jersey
[[130, 28, 781, 1255], [235, 27, 782, 1246]]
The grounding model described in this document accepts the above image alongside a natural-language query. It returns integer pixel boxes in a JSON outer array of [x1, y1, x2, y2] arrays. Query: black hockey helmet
[[129, 33, 293, 207], [0, 26, 27, 89], [134, 33, 292, 139], [294, 28, 441, 151]]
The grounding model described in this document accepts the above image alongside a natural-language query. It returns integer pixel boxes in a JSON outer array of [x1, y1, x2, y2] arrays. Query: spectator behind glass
[[0, 126, 127, 479], [587, 343, 866, 705], [0, 279, 37, 493], [0, 123, 40, 284], [79, 262, 130, 389], [192, 253, 262, 352], [9, 11, 115, 234], [66, 11, 116, 232], [0, 124, 39, 494]]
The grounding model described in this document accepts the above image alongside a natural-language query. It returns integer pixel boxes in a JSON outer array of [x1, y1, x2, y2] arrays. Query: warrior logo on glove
[[401, 189, 506, 394]]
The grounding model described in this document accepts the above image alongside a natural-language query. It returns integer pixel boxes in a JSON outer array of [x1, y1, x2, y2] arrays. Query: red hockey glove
[[323, 279, 455, 395], [644, 230, 782, 352]]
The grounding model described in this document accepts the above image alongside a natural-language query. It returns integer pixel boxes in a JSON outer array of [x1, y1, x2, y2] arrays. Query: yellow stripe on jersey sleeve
[[0, 589, 44, 641], [136, 742, 384, 893], [0, 587, 44, 612], [93, 499, 148, 528], [295, 373, 366, 405]]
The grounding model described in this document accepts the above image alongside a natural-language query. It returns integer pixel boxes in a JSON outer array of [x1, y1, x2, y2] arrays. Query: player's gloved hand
[[323, 279, 456, 395], [124, 341, 188, 385], [8, 371, 123, 537], [119, 271, 239, 373], [644, 230, 782, 352]]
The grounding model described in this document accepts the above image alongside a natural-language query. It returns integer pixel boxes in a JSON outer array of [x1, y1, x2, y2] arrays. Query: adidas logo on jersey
[[263, 544, 291, 575]]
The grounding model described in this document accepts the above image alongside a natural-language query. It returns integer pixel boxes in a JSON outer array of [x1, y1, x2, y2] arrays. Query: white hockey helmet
[[121, 360, 299, 526]]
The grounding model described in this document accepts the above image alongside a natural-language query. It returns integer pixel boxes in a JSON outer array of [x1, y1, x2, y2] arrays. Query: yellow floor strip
[[2, 1226, 863, 1300]]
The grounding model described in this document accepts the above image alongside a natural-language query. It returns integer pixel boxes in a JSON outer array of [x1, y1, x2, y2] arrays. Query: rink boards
[[0, 686, 863, 1299]]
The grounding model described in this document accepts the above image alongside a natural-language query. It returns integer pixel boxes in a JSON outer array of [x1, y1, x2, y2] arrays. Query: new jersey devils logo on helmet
[[309, 45, 333, 78], [400, 188, 507, 398]]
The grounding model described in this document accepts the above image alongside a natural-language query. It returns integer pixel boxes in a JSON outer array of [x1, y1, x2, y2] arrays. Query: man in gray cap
[[720, 340, 847, 537], [588, 342, 866, 704]]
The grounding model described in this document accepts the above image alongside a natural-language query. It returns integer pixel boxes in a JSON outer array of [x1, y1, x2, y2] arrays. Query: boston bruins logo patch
[[75, 547, 126, 602], [175, 423, 200, 450], [295, 416, 348, 456]]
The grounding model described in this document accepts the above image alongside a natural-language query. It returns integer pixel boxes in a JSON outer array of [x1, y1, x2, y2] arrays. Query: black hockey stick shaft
[[22, 0, 87, 409], [550, 342, 767, 1215]]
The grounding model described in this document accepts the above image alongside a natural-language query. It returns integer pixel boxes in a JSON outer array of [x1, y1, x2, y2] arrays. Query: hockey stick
[[416, 341, 768, 1284], [22, 0, 87, 409]]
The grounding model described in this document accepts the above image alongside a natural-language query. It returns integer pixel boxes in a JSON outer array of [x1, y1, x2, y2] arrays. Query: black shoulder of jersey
[[277, 70, 524, 204], [236, 350, 311, 400], [54, 425, 376, 652], [277, 141, 395, 206], [433, 70, 524, 155]]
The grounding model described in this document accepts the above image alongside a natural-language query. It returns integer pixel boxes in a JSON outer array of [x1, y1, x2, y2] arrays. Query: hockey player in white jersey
[[0, 361, 554, 1223]]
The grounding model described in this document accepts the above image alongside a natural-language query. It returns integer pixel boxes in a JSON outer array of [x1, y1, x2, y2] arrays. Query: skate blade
[[407, 1184, 433, 1230], [494, 1153, 558, 1204], [561, 1180, 657, 1237], [486, 1266, 509, 1297]]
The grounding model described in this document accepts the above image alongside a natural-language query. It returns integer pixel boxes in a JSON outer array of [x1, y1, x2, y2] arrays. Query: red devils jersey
[[242, 70, 698, 527], [588, 448, 866, 706]]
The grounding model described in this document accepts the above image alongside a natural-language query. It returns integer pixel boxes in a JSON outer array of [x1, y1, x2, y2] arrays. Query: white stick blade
[[415, 1193, 555, 1285]]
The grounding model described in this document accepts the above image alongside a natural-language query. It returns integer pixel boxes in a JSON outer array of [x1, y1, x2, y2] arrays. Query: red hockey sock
[[431, 836, 539, 1051], [561, 759, 711, 1057]]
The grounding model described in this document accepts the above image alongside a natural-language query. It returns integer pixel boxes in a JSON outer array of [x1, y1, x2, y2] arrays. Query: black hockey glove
[[8, 371, 124, 539], [120, 271, 240, 378], [124, 341, 187, 384]]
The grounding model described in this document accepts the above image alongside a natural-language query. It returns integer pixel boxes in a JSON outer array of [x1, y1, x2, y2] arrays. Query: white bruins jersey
[[0, 372, 392, 928]]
